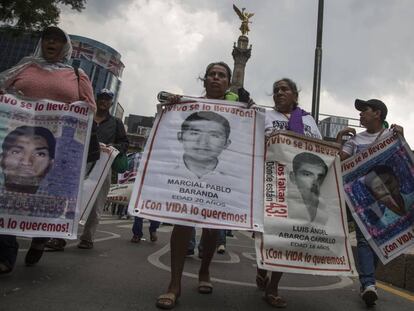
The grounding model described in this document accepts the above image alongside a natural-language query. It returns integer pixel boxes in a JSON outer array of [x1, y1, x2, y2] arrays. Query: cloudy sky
[[60, 0, 414, 146]]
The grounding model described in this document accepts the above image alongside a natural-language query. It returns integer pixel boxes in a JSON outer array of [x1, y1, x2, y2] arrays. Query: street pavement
[[1, 214, 413, 311]]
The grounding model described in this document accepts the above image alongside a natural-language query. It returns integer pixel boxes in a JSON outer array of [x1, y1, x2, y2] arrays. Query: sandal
[[263, 293, 287, 308], [45, 238, 66, 251], [198, 281, 213, 294], [256, 274, 269, 291], [156, 292, 179, 309]]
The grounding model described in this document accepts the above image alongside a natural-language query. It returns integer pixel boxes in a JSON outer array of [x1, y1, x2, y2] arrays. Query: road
[[1, 214, 413, 311]]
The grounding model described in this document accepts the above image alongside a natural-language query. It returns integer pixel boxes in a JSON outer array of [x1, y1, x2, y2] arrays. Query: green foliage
[[0, 0, 86, 31]]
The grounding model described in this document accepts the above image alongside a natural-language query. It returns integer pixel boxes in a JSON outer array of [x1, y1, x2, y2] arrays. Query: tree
[[0, 0, 86, 31]]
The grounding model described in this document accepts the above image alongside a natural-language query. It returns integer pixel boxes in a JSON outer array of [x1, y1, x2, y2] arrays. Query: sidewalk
[[349, 231, 414, 291]]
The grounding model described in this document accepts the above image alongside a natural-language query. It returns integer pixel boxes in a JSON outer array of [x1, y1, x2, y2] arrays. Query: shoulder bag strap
[[74, 67, 80, 100]]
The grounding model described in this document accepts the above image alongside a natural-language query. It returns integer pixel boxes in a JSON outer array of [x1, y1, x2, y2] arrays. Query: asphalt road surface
[[1, 214, 413, 311]]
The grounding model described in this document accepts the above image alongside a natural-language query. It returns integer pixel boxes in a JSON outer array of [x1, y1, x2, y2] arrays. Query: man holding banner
[[338, 98, 405, 307], [77, 88, 128, 249]]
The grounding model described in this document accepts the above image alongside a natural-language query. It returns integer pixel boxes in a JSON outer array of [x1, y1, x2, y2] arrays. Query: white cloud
[[59, 0, 414, 147]]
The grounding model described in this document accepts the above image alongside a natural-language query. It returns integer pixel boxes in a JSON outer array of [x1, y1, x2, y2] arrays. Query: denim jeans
[[217, 229, 226, 246], [0, 235, 18, 268], [132, 217, 160, 238], [355, 225, 378, 289], [188, 227, 204, 252]]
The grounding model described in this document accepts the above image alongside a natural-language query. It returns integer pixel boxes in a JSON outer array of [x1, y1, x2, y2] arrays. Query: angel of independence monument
[[230, 5, 254, 93]]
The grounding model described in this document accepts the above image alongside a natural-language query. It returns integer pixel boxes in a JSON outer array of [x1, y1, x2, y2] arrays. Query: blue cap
[[97, 88, 114, 99]]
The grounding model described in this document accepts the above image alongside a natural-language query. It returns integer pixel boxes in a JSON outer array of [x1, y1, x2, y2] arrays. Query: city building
[[318, 115, 360, 140], [69, 35, 124, 115], [124, 114, 155, 152], [114, 102, 125, 120]]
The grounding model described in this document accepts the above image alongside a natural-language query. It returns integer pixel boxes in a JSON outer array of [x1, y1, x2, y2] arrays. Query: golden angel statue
[[233, 4, 255, 36]]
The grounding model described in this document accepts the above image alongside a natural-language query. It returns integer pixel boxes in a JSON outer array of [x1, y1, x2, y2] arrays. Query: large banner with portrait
[[342, 133, 414, 264], [129, 98, 265, 231], [0, 93, 92, 238], [256, 131, 356, 276]]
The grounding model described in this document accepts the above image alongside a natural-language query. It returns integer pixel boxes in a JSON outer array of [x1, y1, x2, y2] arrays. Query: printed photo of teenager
[[175, 111, 231, 179], [0, 126, 55, 194]]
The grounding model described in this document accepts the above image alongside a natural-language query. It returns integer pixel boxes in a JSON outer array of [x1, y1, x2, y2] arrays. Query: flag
[[71, 40, 94, 60]]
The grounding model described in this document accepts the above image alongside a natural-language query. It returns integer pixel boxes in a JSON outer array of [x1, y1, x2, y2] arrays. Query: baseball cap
[[97, 88, 114, 99], [41, 26, 67, 43], [355, 99, 388, 120]]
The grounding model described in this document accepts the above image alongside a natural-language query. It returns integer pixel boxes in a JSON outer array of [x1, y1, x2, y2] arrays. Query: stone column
[[230, 35, 252, 93]]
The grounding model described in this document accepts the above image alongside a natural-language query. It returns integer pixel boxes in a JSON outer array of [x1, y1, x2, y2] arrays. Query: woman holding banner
[[156, 62, 237, 309], [256, 78, 322, 308], [0, 26, 96, 274]]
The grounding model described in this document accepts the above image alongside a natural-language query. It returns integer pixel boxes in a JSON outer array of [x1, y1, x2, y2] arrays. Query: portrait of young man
[[0, 126, 55, 194], [364, 165, 413, 228], [176, 111, 231, 179], [289, 152, 328, 223]]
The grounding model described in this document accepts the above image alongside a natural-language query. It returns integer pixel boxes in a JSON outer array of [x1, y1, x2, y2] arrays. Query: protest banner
[[118, 152, 142, 184], [107, 183, 133, 205], [129, 98, 265, 230], [342, 133, 414, 264], [0, 93, 92, 238], [79, 144, 119, 225], [256, 131, 356, 276]]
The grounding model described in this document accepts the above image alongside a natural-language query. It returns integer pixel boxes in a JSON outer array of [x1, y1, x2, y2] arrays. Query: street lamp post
[[311, 0, 324, 124]]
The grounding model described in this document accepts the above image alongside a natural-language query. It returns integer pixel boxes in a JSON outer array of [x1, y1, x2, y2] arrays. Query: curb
[[350, 231, 414, 292]]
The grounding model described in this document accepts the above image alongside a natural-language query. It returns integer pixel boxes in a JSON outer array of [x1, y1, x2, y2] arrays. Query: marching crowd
[[0, 25, 408, 311]]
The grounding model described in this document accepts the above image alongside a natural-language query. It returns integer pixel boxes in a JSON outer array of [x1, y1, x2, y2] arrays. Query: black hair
[[181, 111, 231, 139], [202, 62, 232, 84], [292, 152, 328, 177], [365, 165, 398, 188], [2, 126, 56, 159], [273, 78, 300, 108]]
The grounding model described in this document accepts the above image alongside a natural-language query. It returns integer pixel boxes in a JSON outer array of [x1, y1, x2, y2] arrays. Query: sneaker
[[150, 232, 158, 242], [361, 285, 378, 307], [77, 240, 93, 249], [217, 244, 226, 254]]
